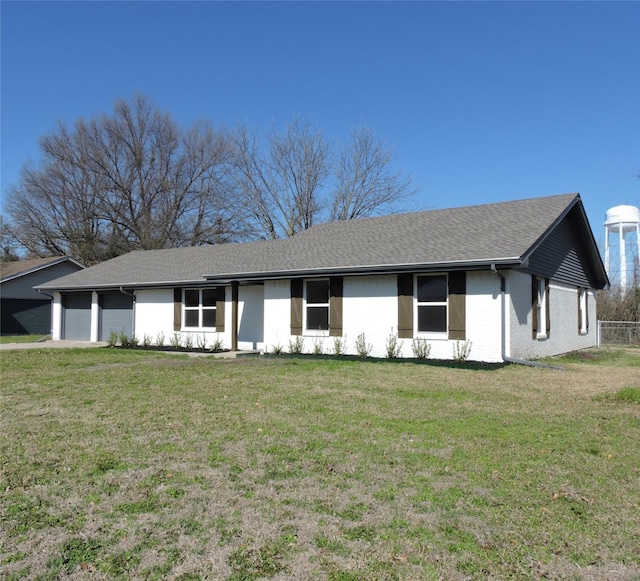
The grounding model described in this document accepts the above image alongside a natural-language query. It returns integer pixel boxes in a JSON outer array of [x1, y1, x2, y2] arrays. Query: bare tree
[[597, 285, 640, 322], [331, 126, 414, 221], [231, 119, 330, 239], [231, 121, 414, 239], [6, 122, 118, 263], [6, 98, 416, 259], [0, 215, 21, 262], [6, 94, 238, 264]]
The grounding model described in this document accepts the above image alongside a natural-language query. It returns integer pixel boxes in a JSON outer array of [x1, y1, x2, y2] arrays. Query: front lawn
[[0, 334, 50, 344], [1, 348, 638, 580]]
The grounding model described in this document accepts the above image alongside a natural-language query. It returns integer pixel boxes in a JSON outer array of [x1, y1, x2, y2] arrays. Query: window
[[398, 272, 465, 340], [578, 287, 588, 335], [292, 278, 343, 336], [183, 288, 217, 329], [305, 279, 330, 332], [416, 274, 448, 334]]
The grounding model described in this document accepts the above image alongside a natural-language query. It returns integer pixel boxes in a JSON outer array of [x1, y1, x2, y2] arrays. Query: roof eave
[[1, 257, 85, 284], [36, 279, 210, 292], [519, 194, 610, 290], [37, 258, 525, 290], [520, 194, 581, 264], [204, 257, 523, 283]]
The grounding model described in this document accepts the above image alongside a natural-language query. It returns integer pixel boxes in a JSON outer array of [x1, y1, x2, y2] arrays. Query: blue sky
[[1, 1, 639, 251]]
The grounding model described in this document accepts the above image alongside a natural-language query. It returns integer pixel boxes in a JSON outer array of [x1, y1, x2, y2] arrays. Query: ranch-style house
[[37, 193, 608, 363]]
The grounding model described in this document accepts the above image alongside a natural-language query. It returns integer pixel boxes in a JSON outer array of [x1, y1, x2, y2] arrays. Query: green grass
[[614, 386, 640, 403], [546, 345, 640, 366], [1, 347, 639, 579], [0, 334, 50, 344]]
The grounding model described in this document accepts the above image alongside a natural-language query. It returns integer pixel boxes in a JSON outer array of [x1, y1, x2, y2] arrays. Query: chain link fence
[[597, 321, 640, 346]]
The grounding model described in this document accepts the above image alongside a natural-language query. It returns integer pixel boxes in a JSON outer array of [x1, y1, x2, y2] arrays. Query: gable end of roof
[[0, 257, 85, 284], [521, 196, 609, 289]]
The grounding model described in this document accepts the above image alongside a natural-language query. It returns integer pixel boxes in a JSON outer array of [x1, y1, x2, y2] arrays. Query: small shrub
[[312, 336, 324, 355], [355, 333, 373, 358], [169, 332, 182, 349], [385, 328, 403, 359], [411, 337, 431, 359], [333, 335, 347, 356], [453, 339, 472, 362], [118, 331, 138, 348], [155, 331, 166, 347], [210, 334, 224, 352], [183, 334, 194, 350], [195, 333, 207, 350], [288, 335, 305, 354], [107, 330, 119, 348], [271, 342, 284, 355], [141, 333, 152, 348]]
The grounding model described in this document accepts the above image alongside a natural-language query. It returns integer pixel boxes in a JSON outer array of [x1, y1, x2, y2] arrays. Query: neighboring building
[[1, 257, 85, 335], [37, 194, 608, 362], [603, 204, 640, 289]]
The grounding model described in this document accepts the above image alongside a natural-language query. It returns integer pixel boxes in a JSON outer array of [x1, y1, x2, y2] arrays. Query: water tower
[[604, 205, 640, 288]]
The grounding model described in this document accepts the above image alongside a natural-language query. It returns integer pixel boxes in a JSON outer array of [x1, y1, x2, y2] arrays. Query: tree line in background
[[1, 94, 414, 265], [597, 286, 640, 323]]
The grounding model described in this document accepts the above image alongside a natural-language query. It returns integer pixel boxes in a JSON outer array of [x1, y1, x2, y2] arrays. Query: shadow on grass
[[0, 334, 51, 344], [544, 346, 639, 366]]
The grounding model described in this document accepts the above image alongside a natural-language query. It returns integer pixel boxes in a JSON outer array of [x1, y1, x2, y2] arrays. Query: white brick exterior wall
[[263, 273, 505, 362], [263, 275, 410, 357], [134, 288, 176, 344], [128, 270, 597, 361], [507, 270, 597, 359], [465, 271, 503, 363], [342, 275, 398, 358], [263, 279, 291, 351], [507, 270, 533, 358], [134, 287, 264, 352]]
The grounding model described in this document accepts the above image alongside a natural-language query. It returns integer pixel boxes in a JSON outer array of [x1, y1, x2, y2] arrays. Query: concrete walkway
[[0, 339, 259, 359]]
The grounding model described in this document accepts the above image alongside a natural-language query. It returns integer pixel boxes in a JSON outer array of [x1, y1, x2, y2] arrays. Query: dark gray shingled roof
[[38, 193, 594, 290]]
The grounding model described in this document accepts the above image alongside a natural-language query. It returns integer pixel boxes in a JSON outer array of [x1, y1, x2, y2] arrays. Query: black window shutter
[[329, 277, 343, 336], [173, 288, 182, 331], [448, 271, 466, 340], [585, 291, 589, 332], [397, 273, 414, 339], [545, 278, 551, 335], [577, 287, 582, 334], [215, 286, 226, 332], [531, 276, 538, 339], [290, 279, 303, 335]]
